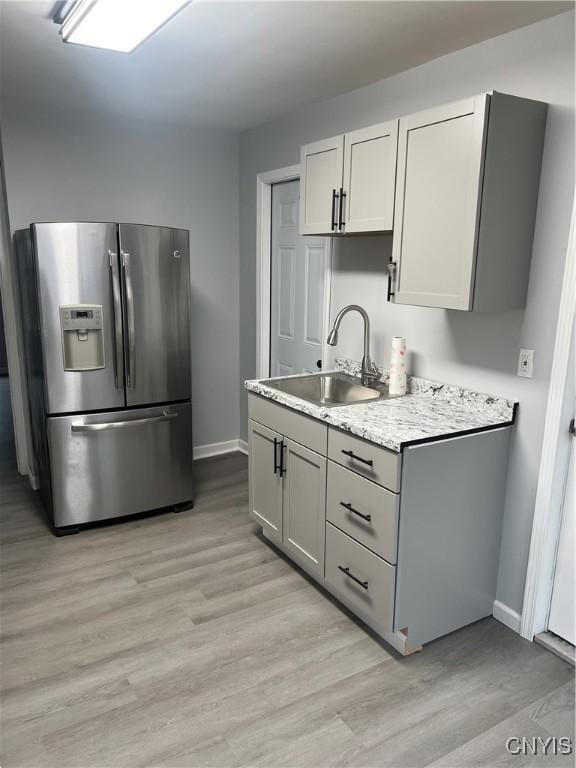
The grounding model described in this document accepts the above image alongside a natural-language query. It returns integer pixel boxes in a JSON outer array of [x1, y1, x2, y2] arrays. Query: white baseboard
[[194, 439, 247, 461], [493, 600, 522, 634]]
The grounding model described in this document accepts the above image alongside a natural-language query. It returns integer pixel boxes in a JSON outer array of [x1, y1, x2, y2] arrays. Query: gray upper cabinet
[[300, 123, 398, 236], [343, 121, 398, 233], [282, 438, 326, 579], [391, 95, 489, 310], [248, 419, 283, 544], [299, 91, 546, 310], [300, 135, 344, 235], [390, 92, 547, 311]]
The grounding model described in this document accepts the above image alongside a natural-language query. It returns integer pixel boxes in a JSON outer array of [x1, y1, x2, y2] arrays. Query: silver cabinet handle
[[109, 250, 124, 389], [72, 411, 177, 432], [121, 251, 136, 389]]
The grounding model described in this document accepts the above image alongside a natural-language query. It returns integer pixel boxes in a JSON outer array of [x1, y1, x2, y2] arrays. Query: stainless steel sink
[[266, 372, 393, 408]]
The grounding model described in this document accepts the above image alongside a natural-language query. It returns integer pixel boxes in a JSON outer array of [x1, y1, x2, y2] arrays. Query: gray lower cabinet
[[282, 439, 326, 579], [248, 419, 283, 544], [248, 416, 326, 579], [248, 393, 512, 655]]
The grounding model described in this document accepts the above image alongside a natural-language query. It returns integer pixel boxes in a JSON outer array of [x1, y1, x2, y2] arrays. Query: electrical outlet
[[517, 348, 534, 379]]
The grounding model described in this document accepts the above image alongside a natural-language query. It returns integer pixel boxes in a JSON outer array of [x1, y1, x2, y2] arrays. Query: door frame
[[256, 165, 332, 379], [521, 193, 575, 641]]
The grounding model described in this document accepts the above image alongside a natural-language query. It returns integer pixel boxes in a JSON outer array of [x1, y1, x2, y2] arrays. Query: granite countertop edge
[[244, 359, 517, 454]]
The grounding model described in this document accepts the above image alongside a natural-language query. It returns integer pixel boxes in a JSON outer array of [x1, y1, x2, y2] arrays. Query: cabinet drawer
[[326, 461, 398, 564], [325, 523, 395, 634], [328, 428, 400, 491], [248, 394, 327, 455]]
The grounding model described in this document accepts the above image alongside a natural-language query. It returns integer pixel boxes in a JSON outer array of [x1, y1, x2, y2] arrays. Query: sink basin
[[266, 372, 392, 407]]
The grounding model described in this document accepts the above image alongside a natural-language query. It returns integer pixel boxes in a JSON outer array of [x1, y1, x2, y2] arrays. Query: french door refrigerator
[[17, 222, 193, 534]]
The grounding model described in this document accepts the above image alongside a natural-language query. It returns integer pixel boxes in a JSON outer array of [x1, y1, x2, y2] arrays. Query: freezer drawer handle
[[71, 411, 177, 432], [338, 566, 369, 590]]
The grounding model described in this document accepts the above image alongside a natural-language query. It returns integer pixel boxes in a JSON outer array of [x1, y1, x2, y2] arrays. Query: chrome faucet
[[327, 305, 378, 386]]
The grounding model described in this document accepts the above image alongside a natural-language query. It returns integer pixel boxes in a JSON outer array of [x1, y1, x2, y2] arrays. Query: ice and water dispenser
[[59, 305, 105, 371]]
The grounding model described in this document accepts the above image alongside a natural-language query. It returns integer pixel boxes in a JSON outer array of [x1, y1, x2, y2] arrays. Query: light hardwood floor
[[0, 413, 574, 767]]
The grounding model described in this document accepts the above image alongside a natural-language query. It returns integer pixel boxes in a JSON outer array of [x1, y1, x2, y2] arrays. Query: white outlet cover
[[518, 348, 534, 378]]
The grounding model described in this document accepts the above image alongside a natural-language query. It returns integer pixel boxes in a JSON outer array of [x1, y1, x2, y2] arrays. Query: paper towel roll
[[389, 336, 407, 395]]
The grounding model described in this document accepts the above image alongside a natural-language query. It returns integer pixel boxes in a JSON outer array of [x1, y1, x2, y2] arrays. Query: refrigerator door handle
[[71, 410, 177, 433], [121, 250, 136, 389], [109, 250, 124, 389]]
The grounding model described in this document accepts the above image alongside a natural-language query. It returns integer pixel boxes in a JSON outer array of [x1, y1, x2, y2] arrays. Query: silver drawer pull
[[338, 565, 369, 590], [72, 411, 177, 432], [340, 501, 371, 523], [341, 449, 373, 467]]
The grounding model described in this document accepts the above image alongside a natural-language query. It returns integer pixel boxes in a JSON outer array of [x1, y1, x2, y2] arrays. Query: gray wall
[[0, 292, 7, 375], [1, 104, 240, 449], [238, 12, 575, 615]]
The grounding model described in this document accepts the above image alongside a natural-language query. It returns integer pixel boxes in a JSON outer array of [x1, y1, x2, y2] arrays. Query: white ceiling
[[1, 0, 572, 131]]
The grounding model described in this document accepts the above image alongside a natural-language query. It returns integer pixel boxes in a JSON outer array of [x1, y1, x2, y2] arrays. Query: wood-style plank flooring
[[0, 388, 574, 766]]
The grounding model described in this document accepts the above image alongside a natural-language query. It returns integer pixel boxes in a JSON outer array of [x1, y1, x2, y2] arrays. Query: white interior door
[[548, 423, 575, 645], [270, 179, 328, 378]]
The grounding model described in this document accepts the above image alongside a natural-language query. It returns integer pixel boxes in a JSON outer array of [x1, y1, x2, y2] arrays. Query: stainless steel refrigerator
[[16, 222, 194, 534]]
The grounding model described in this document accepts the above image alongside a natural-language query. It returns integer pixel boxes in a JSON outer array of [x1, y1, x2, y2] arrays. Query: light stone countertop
[[244, 359, 517, 453]]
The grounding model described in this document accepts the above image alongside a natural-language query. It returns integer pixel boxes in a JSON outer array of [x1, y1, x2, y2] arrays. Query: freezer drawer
[[48, 403, 193, 528]]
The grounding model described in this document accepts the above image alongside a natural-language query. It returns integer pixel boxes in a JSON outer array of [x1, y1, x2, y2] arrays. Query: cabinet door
[[300, 135, 344, 235], [282, 438, 327, 579], [391, 95, 489, 310], [248, 419, 283, 544], [343, 121, 398, 233]]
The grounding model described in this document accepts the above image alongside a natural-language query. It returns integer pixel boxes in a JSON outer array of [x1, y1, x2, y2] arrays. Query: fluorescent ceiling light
[[60, 0, 190, 53]]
